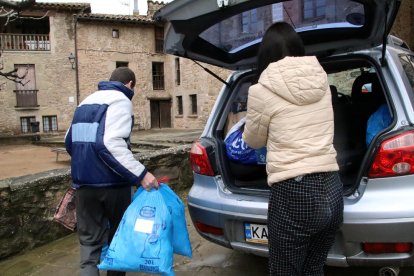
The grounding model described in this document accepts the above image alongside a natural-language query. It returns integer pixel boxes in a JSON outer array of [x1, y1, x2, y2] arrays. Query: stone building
[[0, 2, 90, 135], [0, 1, 227, 135], [75, 6, 228, 130]]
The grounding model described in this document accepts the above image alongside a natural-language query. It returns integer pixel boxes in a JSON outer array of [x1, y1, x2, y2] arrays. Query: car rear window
[[200, 0, 364, 53], [399, 54, 414, 94]]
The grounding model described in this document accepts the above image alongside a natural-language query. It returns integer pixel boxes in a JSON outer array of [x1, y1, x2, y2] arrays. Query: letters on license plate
[[244, 223, 268, 244]]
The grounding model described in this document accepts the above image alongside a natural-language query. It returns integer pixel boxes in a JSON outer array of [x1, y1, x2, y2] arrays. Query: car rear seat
[[330, 84, 363, 188], [350, 72, 386, 149], [331, 73, 385, 188], [331, 85, 352, 153]]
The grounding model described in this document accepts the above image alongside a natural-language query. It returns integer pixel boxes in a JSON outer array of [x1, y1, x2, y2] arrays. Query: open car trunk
[[158, 0, 400, 195], [214, 54, 393, 195], [157, 0, 400, 71]]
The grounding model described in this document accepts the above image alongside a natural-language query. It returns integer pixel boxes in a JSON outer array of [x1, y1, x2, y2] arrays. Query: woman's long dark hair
[[256, 22, 305, 79]]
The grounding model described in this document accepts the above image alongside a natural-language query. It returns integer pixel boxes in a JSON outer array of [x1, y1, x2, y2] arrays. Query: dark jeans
[[76, 185, 132, 276], [268, 172, 344, 276]]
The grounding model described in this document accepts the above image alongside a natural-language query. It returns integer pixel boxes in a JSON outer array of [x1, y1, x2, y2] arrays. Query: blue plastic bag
[[133, 184, 192, 258], [366, 104, 392, 145], [225, 117, 267, 165], [98, 187, 174, 275]]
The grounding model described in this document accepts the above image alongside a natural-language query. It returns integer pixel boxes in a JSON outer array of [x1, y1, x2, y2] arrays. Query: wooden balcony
[[0, 34, 50, 51], [14, 90, 39, 108]]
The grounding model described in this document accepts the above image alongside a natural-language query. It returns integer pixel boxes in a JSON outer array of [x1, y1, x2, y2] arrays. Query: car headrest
[[351, 72, 384, 105]]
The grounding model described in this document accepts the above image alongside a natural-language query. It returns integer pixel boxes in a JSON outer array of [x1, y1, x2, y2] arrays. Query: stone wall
[[147, 1, 164, 18], [0, 144, 192, 260]]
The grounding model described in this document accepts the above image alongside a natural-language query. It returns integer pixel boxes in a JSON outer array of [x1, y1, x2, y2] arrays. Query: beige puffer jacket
[[242, 56, 338, 186]]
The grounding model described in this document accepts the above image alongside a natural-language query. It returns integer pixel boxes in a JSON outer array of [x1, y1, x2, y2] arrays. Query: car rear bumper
[[329, 217, 414, 267], [188, 175, 414, 267], [188, 200, 269, 257]]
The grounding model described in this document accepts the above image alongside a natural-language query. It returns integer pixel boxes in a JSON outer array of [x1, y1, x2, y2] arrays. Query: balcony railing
[[0, 34, 50, 51], [14, 90, 39, 108]]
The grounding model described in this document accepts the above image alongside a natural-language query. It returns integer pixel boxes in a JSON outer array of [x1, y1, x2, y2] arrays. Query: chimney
[[147, 1, 165, 18], [133, 0, 139, 15]]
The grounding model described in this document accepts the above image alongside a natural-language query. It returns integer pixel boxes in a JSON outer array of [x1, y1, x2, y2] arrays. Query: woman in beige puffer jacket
[[242, 22, 343, 276]]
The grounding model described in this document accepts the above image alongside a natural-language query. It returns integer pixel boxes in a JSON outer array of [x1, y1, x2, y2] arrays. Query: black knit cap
[[109, 67, 136, 88]]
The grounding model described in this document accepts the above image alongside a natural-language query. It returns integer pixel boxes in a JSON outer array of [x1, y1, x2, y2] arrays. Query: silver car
[[156, 0, 414, 274]]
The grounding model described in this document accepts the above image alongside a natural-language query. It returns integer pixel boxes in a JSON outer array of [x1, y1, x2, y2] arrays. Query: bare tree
[[0, 0, 35, 11], [0, 0, 44, 27], [0, 0, 35, 87], [0, 50, 29, 86]]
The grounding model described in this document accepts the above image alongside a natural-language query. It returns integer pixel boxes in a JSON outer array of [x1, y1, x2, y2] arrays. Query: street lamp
[[68, 53, 76, 69]]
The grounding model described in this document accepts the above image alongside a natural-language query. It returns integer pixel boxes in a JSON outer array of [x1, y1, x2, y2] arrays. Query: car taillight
[[195, 222, 224, 235], [368, 130, 414, 178], [362, 242, 412, 254], [190, 141, 215, 176]]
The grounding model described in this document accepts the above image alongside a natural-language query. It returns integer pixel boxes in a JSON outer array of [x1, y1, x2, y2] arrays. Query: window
[[15, 64, 36, 90], [272, 3, 283, 22], [116, 61, 129, 68], [190, 94, 197, 115], [112, 29, 119, 38], [176, 96, 183, 115], [241, 9, 257, 33], [303, 0, 326, 20], [20, 116, 36, 133], [175, 58, 181, 85], [155, 26, 164, 53], [152, 62, 165, 90], [42, 115, 58, 132], [14, 64, 38, 108]]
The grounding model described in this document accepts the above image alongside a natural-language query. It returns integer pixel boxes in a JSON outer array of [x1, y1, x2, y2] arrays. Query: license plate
[[244, 223, 268, 244]]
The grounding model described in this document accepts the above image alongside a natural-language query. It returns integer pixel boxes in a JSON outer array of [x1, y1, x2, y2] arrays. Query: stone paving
[[3, 206, 411, 276], [0, 207, 269, 276]]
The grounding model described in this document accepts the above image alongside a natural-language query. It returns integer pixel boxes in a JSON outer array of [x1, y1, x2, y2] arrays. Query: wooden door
[[160, 100, 171, 128], [150, 100, 160, 128], [150, 100, 171, 128]]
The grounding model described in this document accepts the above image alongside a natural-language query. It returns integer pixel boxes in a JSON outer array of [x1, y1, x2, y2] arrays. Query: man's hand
[[140, 172, 159, 191]]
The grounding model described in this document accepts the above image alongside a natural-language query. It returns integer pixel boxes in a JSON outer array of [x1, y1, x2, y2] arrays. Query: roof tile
[[76, 13, 155, 24]]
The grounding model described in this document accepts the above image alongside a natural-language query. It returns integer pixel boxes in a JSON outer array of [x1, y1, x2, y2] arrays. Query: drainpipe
[[73, 12, 82, 105]]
